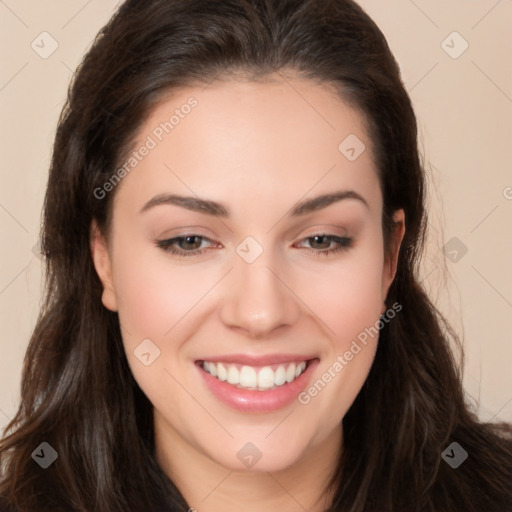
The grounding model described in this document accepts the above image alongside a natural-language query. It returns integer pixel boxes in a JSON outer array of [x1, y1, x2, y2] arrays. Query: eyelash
[[155, 234, 353, 258]]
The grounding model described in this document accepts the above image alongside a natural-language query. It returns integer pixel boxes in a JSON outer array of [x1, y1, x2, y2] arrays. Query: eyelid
[[294, 223, 350, 238], [157, 225, 218, 239]]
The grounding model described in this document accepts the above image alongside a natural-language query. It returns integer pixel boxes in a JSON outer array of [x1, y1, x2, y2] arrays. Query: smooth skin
[[91, 73, 405, 512]]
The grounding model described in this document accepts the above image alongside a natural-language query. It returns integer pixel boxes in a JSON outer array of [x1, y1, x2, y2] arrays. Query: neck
[[155, 417, 342, 512]]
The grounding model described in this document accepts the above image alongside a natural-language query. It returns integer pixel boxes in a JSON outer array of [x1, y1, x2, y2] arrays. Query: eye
[[156, 235, 218, 257], [295, 234, 353, 257], [156, 233, 353, 259]]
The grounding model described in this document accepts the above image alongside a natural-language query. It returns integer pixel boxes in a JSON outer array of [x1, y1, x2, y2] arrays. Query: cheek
[[109, 244, 227, 399], [294, 261, 383, 437], [111, 245, 214, 344], [110, 247, 212, 411], [290, 238, 385, 420], [291, 245, 385, 346]]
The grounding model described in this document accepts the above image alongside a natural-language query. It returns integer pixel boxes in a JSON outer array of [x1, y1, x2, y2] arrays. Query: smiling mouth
[[196, 359, 313, 391]]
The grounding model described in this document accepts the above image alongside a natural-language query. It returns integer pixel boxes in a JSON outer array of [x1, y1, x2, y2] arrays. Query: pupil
[[313, 235, 329, 249], [184, 236, 199, 248]]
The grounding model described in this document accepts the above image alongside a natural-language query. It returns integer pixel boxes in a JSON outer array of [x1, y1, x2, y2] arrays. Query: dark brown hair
[[1, 1, 511, 510]]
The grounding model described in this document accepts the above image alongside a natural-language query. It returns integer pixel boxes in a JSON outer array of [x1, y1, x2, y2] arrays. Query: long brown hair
[[1, 1, 511, 510]]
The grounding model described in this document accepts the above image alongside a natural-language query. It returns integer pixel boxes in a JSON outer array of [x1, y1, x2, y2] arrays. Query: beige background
[[1, 1, 511, 434]]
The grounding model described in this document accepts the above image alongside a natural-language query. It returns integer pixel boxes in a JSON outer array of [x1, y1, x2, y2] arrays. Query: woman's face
[[91, 74, 404, 473]]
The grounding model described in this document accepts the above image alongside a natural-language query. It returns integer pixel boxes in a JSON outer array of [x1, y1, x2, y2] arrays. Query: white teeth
[[274, 365, 286, 386], [217, 363, 227, 381], [239, 366, 257, 388], [201, 360, 308, 390], [257, 366, 275, 389], [285, 364, 296, 383], [227, 366, 240, 385]]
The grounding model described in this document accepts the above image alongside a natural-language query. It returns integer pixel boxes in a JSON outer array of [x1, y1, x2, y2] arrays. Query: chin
[[204, 432, 315, 473]]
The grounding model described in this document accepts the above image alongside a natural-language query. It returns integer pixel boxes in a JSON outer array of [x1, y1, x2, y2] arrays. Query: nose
[[219, 251, 301, 339]]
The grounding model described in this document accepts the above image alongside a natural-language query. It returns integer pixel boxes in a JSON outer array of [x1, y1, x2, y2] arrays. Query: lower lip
[[196, 359, 319, 413]]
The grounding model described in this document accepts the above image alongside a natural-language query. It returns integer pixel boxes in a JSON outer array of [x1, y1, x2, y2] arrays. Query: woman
[[1, 0, 511, 510]]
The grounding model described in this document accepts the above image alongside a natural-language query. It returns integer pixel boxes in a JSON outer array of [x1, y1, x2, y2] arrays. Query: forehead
[[113, 75, 381, 218]]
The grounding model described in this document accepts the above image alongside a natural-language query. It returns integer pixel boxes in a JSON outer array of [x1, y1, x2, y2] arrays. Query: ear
[[381, 209, 405, 311], [90, 219, 118, 312]]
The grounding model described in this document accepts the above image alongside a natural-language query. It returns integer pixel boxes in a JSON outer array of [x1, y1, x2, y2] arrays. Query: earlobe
[[381, 209, 406, 306], [90, 219, 118, 312]]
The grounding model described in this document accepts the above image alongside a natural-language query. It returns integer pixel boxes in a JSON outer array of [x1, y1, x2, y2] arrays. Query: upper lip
[[196, 353, 317, 366]]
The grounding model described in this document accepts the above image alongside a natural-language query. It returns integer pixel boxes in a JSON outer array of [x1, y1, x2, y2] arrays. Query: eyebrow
[[139, 190, 369, 218]]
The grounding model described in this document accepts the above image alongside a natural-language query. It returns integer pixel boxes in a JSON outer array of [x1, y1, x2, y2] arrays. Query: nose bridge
[[219, 239, 300, 337]]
